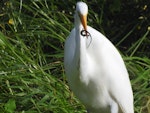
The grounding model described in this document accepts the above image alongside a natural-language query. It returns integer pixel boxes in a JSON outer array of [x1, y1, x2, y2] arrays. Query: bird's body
[[64, 2, 134, 113]]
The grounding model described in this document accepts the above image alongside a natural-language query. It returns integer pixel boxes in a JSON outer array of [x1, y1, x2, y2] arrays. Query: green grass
[[0, 0, 150, 113]]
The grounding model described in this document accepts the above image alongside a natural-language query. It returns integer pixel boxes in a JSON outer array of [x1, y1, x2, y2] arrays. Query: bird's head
[[76, 2, 88, 36]]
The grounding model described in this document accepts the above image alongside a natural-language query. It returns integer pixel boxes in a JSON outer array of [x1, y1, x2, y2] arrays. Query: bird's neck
[[75, 26, 87, 60], [74, 13, 82, 28], [74, 25, 89, 83]]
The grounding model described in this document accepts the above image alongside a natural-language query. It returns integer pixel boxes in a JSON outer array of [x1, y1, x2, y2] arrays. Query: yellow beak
[[80, 14, 87, 31]]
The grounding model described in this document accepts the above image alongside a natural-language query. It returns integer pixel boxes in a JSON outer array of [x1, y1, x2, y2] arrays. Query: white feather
[[64, 2, 134, 113]]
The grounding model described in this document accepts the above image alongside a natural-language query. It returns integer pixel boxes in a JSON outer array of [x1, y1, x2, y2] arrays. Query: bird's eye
[[81, 30, 90, 37]]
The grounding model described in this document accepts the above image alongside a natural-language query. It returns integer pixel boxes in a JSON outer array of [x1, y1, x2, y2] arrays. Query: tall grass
[[0, 0, 150, 113]]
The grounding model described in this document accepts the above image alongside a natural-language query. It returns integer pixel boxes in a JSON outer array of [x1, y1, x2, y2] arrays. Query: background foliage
[[0, 0, 150, 113]]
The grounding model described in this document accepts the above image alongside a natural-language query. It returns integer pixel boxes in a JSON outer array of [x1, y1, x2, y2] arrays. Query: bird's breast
[[67, 66, 113, 111]]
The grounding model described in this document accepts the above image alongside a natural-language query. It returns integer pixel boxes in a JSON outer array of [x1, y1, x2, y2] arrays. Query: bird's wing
[[102, 39, 134, 113], [109, 74, 134, 113], [104, 49, 134, 113], [88, 27, 134, 113]]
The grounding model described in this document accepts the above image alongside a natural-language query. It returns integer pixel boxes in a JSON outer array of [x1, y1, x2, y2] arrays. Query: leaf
[[8, 19, 14, 25], [4, 99, 16, 113]]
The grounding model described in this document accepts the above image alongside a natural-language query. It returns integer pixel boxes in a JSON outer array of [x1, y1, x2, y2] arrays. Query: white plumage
[[64, 2, 134, 113]]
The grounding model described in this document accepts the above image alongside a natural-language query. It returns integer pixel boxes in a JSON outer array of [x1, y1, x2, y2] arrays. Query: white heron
[[64, 1, 134, 113]]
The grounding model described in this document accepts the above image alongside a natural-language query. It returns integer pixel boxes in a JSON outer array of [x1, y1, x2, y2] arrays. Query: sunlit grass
[[0, 0, 150, 113]]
